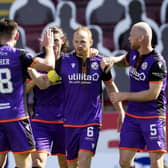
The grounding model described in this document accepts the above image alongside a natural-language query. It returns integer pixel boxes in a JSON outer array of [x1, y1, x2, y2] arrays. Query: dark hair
[[50, 26, 69, 52], [0, 18, 18, 39]]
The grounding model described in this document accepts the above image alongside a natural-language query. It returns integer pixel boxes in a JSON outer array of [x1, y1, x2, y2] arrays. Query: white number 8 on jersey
[[0, 68, 13, 93]]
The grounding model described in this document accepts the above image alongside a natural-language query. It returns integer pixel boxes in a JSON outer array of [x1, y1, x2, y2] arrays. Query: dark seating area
[[5, 0, 165, 53]]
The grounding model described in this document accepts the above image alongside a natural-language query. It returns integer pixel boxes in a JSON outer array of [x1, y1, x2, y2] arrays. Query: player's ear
[[15, 31, 19, 40], [90, 39, 93, 47]]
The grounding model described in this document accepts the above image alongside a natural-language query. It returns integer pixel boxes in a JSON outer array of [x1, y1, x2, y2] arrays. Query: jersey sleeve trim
[[30, 58, 38, 67], [31, 119, 64, 124], [149, 81, 163, 83], [13, 149, 36, 154], [64, 123, 102, 128], [124, 55, 129, 65], [26, 78, 32, 82], [0, 116, 29, 123], [126, 112, 166, 119], [119, 147, 143, 152]]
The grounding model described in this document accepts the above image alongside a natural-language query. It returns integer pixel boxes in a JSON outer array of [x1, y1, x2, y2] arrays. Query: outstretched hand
[[100, 57, 114, 73], [90, 48, 99, 57], [40, 29, 54, 48]]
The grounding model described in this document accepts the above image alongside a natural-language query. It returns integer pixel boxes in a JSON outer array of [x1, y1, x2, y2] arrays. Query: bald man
[[108, 22, 167, 168]]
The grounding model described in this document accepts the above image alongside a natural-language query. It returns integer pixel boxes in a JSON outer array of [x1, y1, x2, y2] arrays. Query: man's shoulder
[[91, 54, 102, 60], [0, 44, 18, 53], [128, 49, 138, 56], [62, 50, 73, 56], [61, 51, 76, 61]]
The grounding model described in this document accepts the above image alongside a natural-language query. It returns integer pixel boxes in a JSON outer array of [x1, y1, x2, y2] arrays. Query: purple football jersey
[[32, 79, 64, 122], [0, 45, 33, 122], [32, 53, 64, 122], [55, 52, 112, 127], [127, 50, 167, 118]]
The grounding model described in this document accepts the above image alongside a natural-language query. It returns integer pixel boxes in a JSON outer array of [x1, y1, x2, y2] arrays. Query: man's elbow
[[45, 62, 55, 70], [149, 93, 160, 100], [152, 95, 159, 100]]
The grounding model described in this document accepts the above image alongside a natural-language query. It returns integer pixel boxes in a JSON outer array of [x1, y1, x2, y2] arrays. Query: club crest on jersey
[[91, 62, 99, 70], [71, 63, 76, 68], [141, 62, 148, 70]]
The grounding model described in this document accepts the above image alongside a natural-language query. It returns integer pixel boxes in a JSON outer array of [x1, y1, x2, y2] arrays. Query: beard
[[76, 47, 88, 56], [131, 43, 140, 50]]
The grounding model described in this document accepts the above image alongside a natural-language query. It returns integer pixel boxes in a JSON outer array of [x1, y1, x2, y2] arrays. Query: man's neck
[[138, 46, 153, 56], [76, 53, 90, 62], [0, 40, 14, 47]]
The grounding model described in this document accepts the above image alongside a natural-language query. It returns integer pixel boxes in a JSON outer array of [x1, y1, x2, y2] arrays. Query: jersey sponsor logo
[[129, 67, 146, 81], [152, 72, 164, 78], [68, 73, 100, 84], [141, 62, 148, 70]]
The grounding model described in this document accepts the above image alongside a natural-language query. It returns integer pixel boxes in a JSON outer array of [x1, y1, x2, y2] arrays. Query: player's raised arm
[[31, 29, 55, 71], [101, 53, 129, 73]]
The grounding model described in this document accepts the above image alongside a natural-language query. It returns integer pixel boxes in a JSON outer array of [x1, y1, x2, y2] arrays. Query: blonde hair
[[133, 22, 152, 42], [74, 26, 92, 40]]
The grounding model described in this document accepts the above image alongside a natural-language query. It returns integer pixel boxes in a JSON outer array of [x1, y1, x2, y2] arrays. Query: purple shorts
[[0, 119, 35, 153], [31, 122, 66, 155], [65, 126, 100, 161], [120, 116, 166, 152]]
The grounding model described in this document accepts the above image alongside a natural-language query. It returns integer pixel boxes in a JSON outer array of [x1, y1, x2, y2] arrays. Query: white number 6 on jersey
[[87, 127, 94, 137]]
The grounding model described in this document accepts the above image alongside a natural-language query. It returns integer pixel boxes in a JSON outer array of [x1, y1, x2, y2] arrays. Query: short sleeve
[[149, 61, 167, 81], [19, 49, 34, 79], [19, 49, 34, 68], [101, 71, 112, 82]]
